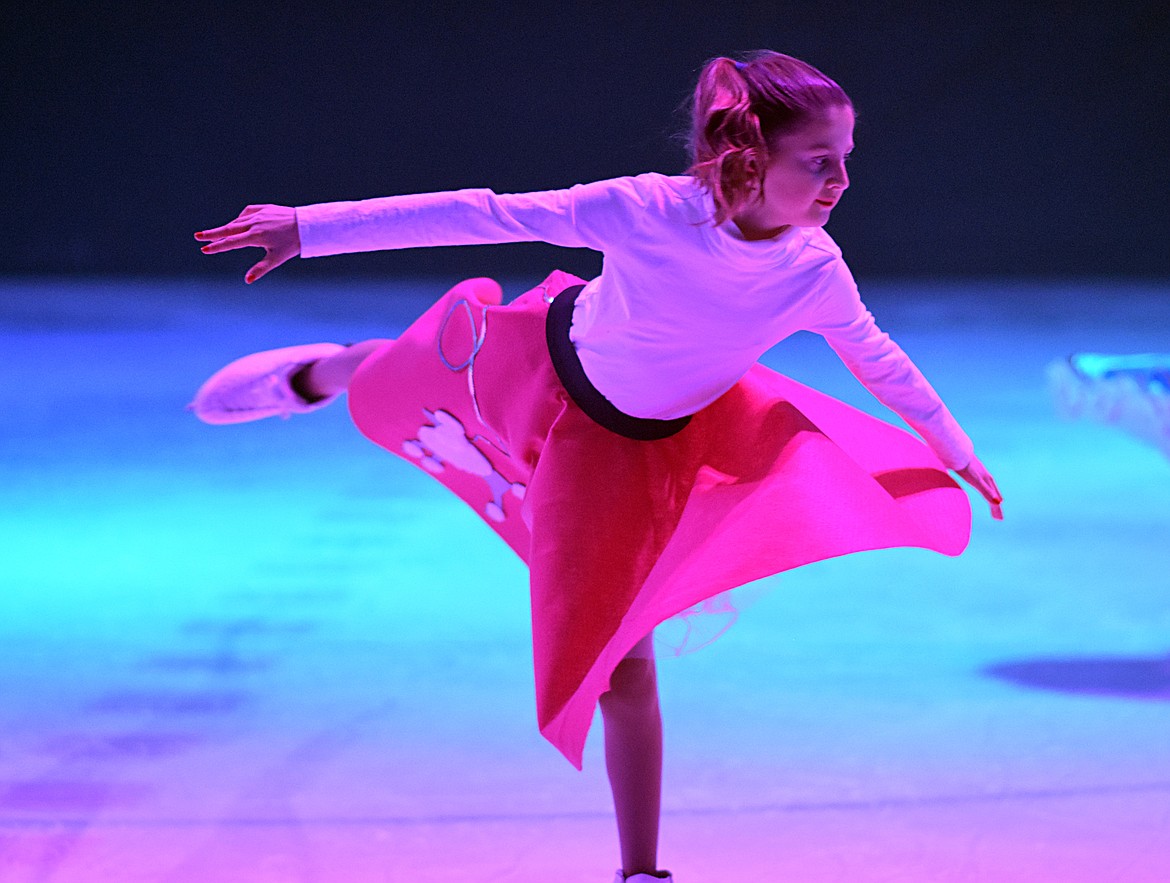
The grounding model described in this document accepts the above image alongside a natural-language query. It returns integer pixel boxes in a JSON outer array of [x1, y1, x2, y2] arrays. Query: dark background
[[3, 1, 1167, 282]]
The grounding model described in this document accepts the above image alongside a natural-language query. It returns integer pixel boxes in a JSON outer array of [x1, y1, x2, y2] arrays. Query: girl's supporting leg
[[599, 646, 664, 878], [293, 338, 391, 401]]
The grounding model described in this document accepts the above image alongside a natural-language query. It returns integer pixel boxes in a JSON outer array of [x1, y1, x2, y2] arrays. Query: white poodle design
[[402, 408, 526, 522]]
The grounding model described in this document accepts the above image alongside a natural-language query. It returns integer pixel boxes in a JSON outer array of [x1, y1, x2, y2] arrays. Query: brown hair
[[687, 51, 853, 224]]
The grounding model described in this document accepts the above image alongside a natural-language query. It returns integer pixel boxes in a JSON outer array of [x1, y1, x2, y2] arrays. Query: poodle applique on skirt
[[347, 271, 972, 769]]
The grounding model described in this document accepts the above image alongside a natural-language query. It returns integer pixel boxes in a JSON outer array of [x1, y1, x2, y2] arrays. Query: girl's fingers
[[195, 205, 270, 240], [987, 478, 1002, 504], [245, 260, 269, 284], [983, 480, 1003, 514], [979, 476, 1002, 506], [978, 470, 1002, 505], [244, 246, 296, 283], [199, 232, 258, 254], [957, 458, 1004, 519], [244, 256, 282, 284], [195, 221, 250, 241], [979, 476, 1003, 518], [196, 204, 297, 281]]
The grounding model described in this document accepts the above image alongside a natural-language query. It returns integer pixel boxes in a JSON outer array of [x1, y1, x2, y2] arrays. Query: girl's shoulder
[[596, 172, 711, 225], [585, 172, 703, 204], [564, 172, 711, 234]]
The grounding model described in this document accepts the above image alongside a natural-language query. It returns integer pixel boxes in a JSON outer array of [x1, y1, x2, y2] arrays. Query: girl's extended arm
[[825, 317, 1005, 519], [194, 204, 300, 283], [195, 178, 657, 283], [811, 266, 1004, 519]]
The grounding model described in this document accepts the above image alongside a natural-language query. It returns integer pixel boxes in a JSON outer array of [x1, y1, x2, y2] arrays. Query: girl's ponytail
[[688, 57, 768, 226]]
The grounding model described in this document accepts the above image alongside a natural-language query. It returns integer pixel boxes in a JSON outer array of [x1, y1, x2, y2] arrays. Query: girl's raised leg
[[292, 338, 390, 400], [191, 338, 392, 425], [599, 642, 664, 879]]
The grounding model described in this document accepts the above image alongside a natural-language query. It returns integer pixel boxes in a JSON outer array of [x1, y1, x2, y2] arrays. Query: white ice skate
[[190, 343, 345, 425]]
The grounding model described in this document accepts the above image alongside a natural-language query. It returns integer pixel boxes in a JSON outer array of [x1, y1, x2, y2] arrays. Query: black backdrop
[[3, 1, 1167, 281]]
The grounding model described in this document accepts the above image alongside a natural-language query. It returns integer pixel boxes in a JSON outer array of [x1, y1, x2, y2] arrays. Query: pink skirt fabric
[[347, 272, 972, 769]]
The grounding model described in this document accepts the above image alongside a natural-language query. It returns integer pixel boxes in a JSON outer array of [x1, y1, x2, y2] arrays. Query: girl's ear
[[747, 146, 771, 181], [742, 151, 765, 200]]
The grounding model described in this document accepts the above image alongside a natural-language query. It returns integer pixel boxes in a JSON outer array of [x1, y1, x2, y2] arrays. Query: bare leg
[[293, 338, 390, 400], [599, 651, 664, 878]]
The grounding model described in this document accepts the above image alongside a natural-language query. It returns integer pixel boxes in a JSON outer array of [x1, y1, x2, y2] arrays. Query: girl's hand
[[956, 455, 1003, 520], [194, 204, 300, 283]]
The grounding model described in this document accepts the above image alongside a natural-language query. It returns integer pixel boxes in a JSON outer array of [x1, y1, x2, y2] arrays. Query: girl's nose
[[830, 160, 849, 190]]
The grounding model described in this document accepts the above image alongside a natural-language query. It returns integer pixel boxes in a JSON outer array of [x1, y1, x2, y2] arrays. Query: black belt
[[545, 284, 691, 441]]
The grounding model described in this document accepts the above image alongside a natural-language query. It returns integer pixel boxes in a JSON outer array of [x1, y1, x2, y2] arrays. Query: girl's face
[[733, 104, 855, 240]]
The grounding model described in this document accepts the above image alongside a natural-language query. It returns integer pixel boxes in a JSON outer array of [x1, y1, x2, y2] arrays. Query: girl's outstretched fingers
[[194, 204, 301, 283], [194, 205, 264, 245], [956, 455, 1004, 520]]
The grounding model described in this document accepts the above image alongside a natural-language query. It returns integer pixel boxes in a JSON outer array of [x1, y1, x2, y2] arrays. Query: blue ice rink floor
[[2, 276, 1168, 882]]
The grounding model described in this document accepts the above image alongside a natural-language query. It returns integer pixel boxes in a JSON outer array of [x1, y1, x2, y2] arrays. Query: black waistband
[[545, 284, 691, 441]]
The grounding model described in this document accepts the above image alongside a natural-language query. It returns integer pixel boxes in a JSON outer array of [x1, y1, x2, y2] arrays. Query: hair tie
[[733, 61, 746, 72]]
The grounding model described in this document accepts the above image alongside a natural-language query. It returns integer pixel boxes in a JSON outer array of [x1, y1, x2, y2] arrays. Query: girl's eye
[[810, 154, 851, 171]]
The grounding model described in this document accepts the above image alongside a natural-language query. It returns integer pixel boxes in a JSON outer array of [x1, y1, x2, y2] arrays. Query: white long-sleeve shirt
[[297, 173, 974, 468]]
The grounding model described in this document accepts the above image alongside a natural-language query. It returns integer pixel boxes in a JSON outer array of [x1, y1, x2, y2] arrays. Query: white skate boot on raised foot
[[612, 871, 673, 883], [190, 343, 345, 425]]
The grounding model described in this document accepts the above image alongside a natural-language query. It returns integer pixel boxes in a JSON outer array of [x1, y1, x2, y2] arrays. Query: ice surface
[[1, 277, 1167, 882]]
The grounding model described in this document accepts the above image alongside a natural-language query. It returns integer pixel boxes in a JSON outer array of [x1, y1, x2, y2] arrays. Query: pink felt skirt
[[347, 271, 971, 768]]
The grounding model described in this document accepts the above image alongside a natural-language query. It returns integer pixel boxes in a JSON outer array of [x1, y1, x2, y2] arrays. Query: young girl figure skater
[[193, 51, 1002, 882]]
